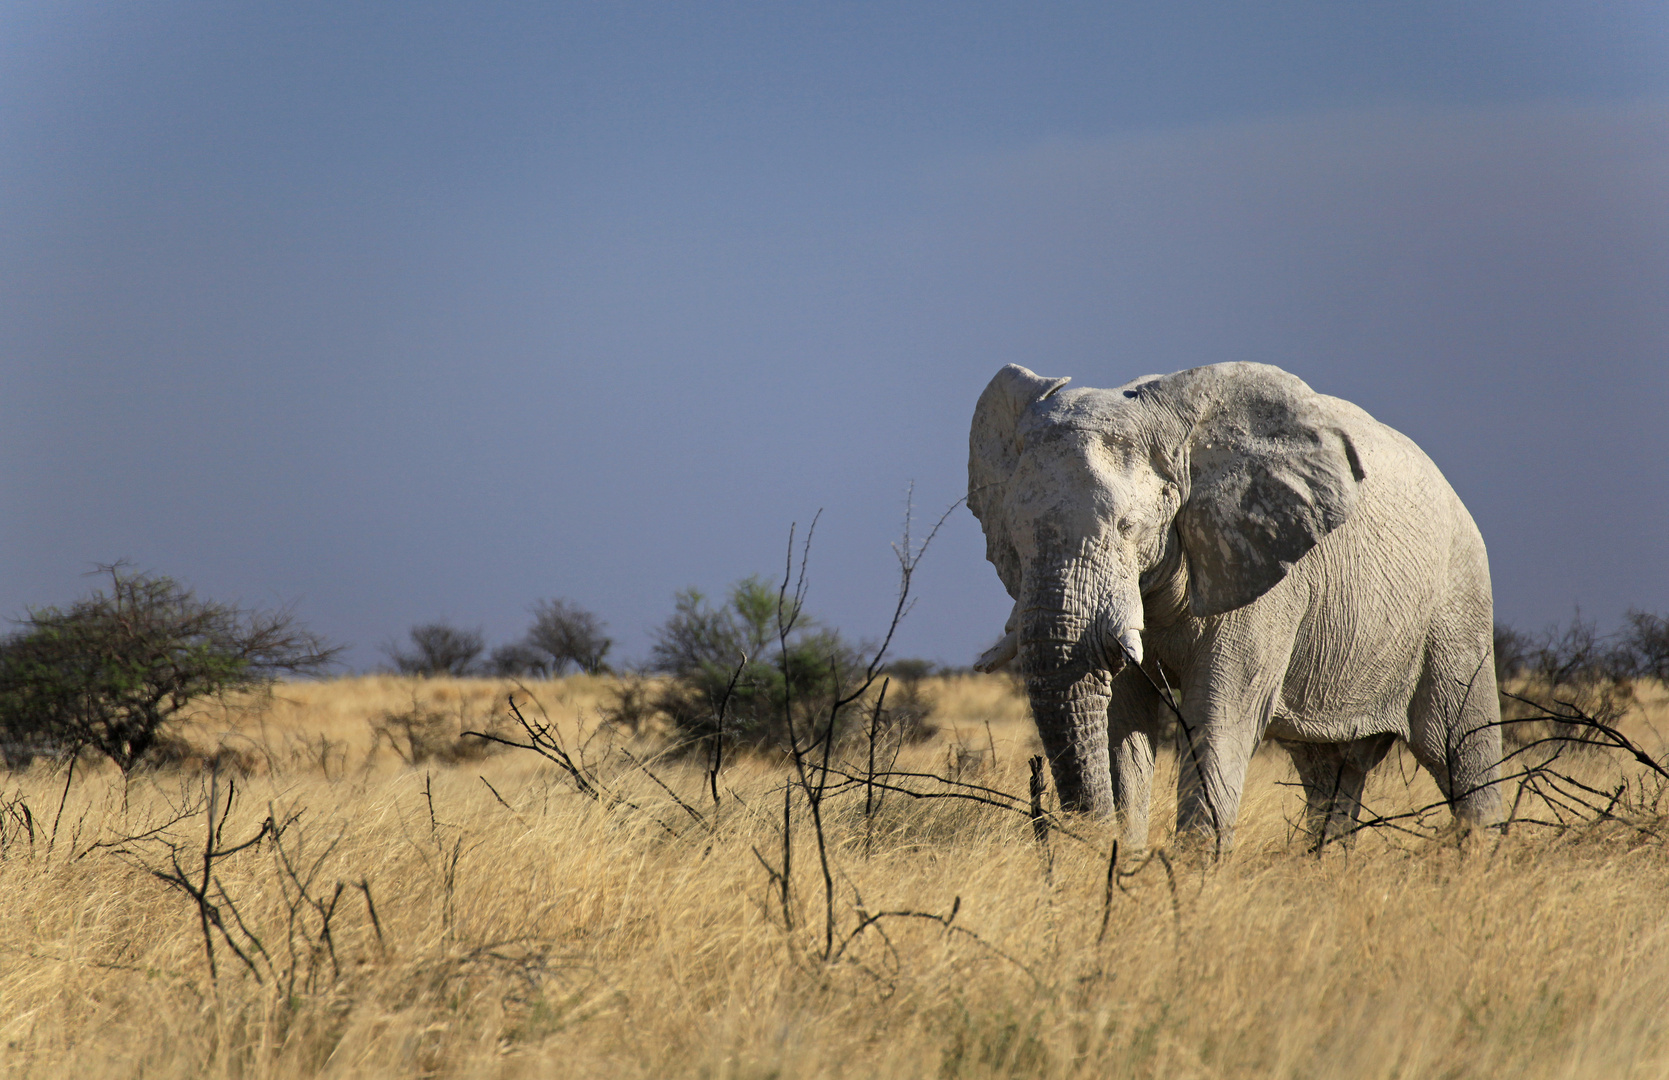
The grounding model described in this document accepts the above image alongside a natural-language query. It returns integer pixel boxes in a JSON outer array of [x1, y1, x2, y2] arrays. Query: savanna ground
[[2, 674, 1667, 1079]]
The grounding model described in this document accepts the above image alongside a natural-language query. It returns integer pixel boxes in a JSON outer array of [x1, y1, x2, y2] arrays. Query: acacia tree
[[0, 565, 340, 771]]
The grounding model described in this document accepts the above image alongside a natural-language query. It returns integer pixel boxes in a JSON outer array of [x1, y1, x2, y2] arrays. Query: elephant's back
[[1316, 395, 1471, 511]]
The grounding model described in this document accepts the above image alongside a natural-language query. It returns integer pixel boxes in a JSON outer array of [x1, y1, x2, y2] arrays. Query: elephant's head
[[968, 362, 1366, 812]]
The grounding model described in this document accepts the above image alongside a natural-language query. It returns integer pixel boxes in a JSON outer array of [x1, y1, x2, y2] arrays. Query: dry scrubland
[[2, 675, 1668, 1079]]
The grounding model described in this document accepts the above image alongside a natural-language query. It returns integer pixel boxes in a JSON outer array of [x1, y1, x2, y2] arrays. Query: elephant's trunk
[[1020, 567, 1143, 815]]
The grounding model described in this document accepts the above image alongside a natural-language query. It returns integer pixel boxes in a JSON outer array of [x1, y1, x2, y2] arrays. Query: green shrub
[[647, 576, 863, 752]]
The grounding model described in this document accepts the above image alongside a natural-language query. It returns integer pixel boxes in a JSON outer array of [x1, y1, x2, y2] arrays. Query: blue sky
[[3, 2, 1666, 668]]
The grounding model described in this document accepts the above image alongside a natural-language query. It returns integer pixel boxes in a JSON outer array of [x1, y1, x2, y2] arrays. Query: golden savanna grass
[[2, 675, 1667, 1078]]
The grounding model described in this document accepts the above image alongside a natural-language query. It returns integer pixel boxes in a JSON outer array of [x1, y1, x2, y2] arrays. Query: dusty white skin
[[968, 363, 1502, 849]]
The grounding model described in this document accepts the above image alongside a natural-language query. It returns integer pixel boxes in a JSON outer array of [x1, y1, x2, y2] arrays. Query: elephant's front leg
[[1106, 666, 1163, 850], [1173, 703, 1264, 851]]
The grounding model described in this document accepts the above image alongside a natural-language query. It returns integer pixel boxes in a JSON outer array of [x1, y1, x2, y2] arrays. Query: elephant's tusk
[[1115, 627, 1144, 667], [974, 630, 1019, 673]]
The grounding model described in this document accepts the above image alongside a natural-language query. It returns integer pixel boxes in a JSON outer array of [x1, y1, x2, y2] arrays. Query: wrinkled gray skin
[[969, 363, 1502, 849]]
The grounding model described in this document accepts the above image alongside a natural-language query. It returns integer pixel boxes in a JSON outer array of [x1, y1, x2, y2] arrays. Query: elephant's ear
[[969, 364, 1071, 598], [1164, 364, 1366, 618]]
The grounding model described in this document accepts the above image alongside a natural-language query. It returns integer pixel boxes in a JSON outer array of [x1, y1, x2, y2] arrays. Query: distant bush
[[385, 600, 611, 680], [881, 658, 937, 682], [874, 659, 940, 743], [1619, 609, 1669, 683], [486, 641, 551, 678], [526, 599, 611, 675], [598, 671, 661, 737], [1493, 624, 1535, 687], [0, 565, 339, 771], [369, 693, 512, 766], [385, 622, 485, 677], [1495, 609, 1669, 746]]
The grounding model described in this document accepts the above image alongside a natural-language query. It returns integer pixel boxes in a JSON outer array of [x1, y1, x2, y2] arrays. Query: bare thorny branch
[[1322, 693, 1669, 847], [110, 774, 298, 984], [99, 769, 412, 998], [464, 687, 704, 841], [464, 697, 604, 803], [763, 495, 991, 962]]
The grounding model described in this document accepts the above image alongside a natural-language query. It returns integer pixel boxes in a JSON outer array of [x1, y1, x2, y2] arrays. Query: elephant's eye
[[1116, 516, 1135, 536]]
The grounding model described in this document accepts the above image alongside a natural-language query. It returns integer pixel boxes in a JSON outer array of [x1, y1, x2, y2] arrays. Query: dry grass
[[1, 674, 1667, 1078]]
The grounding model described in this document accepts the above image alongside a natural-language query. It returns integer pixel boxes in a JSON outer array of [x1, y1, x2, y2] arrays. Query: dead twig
[[1096, 841, 1119, 946]]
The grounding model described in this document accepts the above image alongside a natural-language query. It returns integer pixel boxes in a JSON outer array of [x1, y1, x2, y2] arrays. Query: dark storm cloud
[[2, 5, 1665, 666]]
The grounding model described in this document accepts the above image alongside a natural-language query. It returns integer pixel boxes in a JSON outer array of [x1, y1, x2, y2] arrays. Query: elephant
[[968, 362, 1502, 850]]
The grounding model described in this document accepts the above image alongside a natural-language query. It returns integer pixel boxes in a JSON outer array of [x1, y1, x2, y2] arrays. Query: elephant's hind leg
[[1281, 735, 1396, 846], [1406, 612, 1504, 828]]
